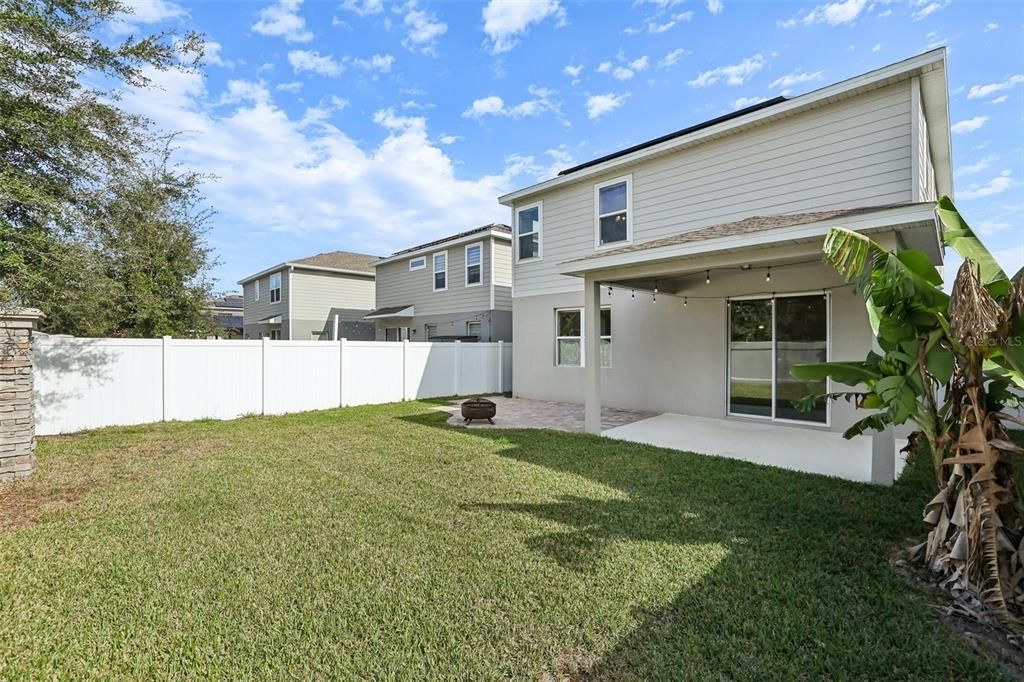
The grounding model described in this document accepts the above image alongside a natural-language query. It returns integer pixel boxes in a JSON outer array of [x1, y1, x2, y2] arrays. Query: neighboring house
[[365, 224, 513, 342], [238, 251, 378, 340], [203, 293, 244, 339], [498, 49, 951, 483]]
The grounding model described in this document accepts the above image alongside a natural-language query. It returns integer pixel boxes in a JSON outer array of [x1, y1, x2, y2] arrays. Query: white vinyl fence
[[34, 336, 512, 435]]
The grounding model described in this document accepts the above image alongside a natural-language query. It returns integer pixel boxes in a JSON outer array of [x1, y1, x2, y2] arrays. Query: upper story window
[[269, 272, 282, 303], [409, 256, 426, 271], [516, 202, 542, 261], [595, 175, 632, 248], [465, 242, 482, 286], [254, 279, 260, 301], [433, 251, 447, 291]]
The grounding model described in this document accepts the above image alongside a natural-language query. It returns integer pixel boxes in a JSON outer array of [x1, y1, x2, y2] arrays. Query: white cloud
[[977, 220, 1009, 236], [872, 43, 881, 52], [482, 0, 566, 53], [110, 0, 187, 34], [287, 50, 344, 77], [732, 96, 768, 110], [339, 0, 383, 16], [596, 61, 612, 73], [353, 53, 395, 73], [959, 170, 1013, 199], [707, 0, 723, 14], [251, 0, 313, 42], [779, 0, 868, 27], [586, 92, 629, 119], [629, 56, 650, 71], [402, 1, 448, 54], [659, 48, 687, 68], [613, 67, 635, 81], [688, 54, 765, 87], [955, 155, 996, 177], [117, 67, 524, 279], [769, 69, 824, 89], [911, 0, 948, 21], [438, 134, 462, 145], [967, 75, 1024, 100], [564, 64, 583, 78], [276, 81, 303, 93], [991, 95, 1008, 104], [642, 10, 692, 33], [984, 22, 998, 32], [461, 86, 560, 119], [950, 115, 989, 134], [401, 100, 434, 110]]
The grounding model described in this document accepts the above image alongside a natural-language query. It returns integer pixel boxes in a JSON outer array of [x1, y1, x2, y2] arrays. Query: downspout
[[287, 266, 294, 340]]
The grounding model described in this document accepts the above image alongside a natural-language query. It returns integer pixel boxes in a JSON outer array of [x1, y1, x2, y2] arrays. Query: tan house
[[238, 251, 378, 340], [497, 49, 952, 484], [365, 225, 513, 342]]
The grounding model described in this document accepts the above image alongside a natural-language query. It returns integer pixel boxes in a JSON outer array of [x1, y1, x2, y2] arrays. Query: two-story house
[[239, 251, 378, 340], [365, 224, 513, 342], [498, 49, 952, 484]]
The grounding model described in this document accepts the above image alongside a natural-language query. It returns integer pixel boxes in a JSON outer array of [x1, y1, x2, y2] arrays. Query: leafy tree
[[794, 197, 1024, 620], [0, 0, 213, 336]]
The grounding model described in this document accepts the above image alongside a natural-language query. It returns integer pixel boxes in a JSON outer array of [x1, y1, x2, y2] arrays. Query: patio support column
[[0, 308, 43, 482], [583, 274, 602, 434]]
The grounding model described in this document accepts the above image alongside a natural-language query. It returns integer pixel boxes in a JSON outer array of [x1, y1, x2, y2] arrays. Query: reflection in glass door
[[728, 294, 829, 423]]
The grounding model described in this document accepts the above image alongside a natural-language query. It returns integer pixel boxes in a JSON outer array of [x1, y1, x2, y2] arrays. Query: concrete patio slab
[[602, 412, 907, 483], [441, 396, 656, 432]]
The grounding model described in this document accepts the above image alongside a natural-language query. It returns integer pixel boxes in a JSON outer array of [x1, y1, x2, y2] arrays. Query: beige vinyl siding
[[513, 81, 914, 297], [492, 239, 513, 311], [376, 239, 496, 316], [915, 92, 937, 202], [290, 270, 375, 320], [242, 270, 288, 327]]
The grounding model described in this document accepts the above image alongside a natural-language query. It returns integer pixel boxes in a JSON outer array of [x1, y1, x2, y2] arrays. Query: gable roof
[[499, 48, 950, 206], [238, 250, 379, 285], [372, 224, 511, 266]]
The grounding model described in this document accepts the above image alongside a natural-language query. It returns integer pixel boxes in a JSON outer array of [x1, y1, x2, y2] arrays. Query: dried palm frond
[[949, 260, 1003, 349]]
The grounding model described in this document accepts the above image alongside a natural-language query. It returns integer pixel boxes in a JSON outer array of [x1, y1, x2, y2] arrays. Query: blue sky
[[109, 0, 1024, 290]]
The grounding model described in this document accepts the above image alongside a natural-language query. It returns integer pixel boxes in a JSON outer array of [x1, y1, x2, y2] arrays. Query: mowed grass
[[0, 401, 1006, 679]]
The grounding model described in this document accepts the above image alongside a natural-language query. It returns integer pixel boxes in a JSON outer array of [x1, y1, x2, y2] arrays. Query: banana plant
[[793, 196, 1024, 620]]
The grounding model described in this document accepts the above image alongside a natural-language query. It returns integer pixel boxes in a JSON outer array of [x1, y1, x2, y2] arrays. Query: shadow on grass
[[398, 409, 1001, 680]]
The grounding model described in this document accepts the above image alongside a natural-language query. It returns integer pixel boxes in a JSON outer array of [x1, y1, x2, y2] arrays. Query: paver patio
[[441, 396, 656, 431]]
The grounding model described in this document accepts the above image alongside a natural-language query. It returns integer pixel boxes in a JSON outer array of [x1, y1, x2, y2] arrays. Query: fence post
[[339, 338, 347, 407], [497, 340, 504, 394], [161, 336, 172, 422], [261, 336, 269, 416], [454, 340, 462, 396], [332, 314, 339, 342], [402, 339, 410, 401], [0, 308, 44, 482]]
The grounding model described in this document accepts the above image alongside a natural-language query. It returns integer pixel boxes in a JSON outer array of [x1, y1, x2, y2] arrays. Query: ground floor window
[[269, 329, 281, 340], [425, 323, 438, 339], [727, 293, 828, 424], [555, 308, 611, 368], [466, 320, 481, 338], [385, 327, 411, 342]]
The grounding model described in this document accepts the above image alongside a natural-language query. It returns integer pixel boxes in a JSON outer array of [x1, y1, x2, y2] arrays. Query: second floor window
[[433, 251, 447, 291], [409, 256, 425, 271], [269, 272, 282, 303], [595, 176, 631, 247], [517, 203, 541, 261], [465, 243, 482, 286], [254, 280, 260, 301]]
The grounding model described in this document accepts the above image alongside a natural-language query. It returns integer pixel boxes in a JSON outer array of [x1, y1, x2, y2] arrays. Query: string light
[[608, 285, 613, 296], [705, 270, 711, 285], [683, 296, 688, 307], [765, 267, 771, 283], [653, 280, 658, 302], [631, 289, 635, 299]]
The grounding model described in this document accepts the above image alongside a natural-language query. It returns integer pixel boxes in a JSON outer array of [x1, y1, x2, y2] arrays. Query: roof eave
[[499, 48, 947, 207], [372, 229, 511, 267], [237, 262, 374, 284]]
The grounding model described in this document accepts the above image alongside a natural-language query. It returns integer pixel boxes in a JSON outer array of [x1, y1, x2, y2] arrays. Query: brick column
[[0, 309, 44, 482]]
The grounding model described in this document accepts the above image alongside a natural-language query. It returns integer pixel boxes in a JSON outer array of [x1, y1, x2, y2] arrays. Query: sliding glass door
[[728, 294, 828, 424]]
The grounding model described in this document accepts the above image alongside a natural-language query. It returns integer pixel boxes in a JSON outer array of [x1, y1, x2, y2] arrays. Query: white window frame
[[425, 323, 438, 339], [254, 279, 260, 301], [433, 250, 448, 292], [466, 320, 482, 338], [269, 329, 281, 340], [594, 174, 633, 250], [725, 291, 831, 428], [554, 307, 612, 368], [464, 242, 483, 287], [269, 272, 282, 304], [409, 256, 426, 271], [515, 201, 543, 263]]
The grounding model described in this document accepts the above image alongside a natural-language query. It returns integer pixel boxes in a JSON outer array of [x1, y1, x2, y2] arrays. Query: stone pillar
[[0, 309, 44, 482]]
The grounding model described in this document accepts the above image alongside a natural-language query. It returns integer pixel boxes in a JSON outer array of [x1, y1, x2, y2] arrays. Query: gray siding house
[[498, 49, 952, 483], [366, 225, 513, 342], [239, 251, 378, 340]]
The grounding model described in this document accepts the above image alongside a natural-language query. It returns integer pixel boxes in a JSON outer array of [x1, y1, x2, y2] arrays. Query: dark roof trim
[[557, 96, 787, 177], [387, 224, 511, 259]]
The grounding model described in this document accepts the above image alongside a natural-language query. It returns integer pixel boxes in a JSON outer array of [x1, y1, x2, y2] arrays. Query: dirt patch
[[0, 481, 82, 533]]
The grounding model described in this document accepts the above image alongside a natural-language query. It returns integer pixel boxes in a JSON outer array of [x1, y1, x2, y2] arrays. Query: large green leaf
[[790, 361, 880, 386], [936, 195, 1010, 298], [897, 249, 943, 286]]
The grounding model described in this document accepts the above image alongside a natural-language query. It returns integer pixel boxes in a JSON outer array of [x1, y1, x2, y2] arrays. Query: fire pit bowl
[[461, 397, 496, 425]]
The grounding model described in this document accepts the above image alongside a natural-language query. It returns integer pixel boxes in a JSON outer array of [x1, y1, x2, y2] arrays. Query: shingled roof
[[291, 251, 379, 273], [386, 224, 511, 259], [564, 203, 922, 265]]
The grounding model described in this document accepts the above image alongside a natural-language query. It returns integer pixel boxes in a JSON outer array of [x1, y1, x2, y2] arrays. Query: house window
[[269, 272, 282, 303], [465, 242, 482, 286], [555, 308, 612, 368], [516, 202, 542, 261], [425, 323, 438, 339], [466, 321, 481, 338], [433, 251, 447, 291], [269, 329, 281, 340], [385, 327, 410, 342], [595, 175, 632, 247], [728, 294, 829, 424], [254, 280, 260, 301], [409, 256, 426, 271]]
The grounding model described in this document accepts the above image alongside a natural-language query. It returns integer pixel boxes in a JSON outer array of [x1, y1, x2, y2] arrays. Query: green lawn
[[0, 401, 1007, 679]]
